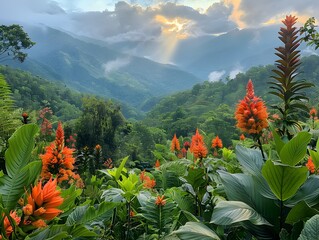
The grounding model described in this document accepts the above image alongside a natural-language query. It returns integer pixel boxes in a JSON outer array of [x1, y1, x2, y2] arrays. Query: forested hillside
[[144, 55, 319, 145]]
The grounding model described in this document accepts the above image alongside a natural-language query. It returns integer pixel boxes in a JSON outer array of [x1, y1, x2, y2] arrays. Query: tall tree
[[76, 97, 125, 156], [0, 24, 35, 63]]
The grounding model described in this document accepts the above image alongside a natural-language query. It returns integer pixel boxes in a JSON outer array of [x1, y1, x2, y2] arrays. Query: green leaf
[[171, 222, 220, 240], [262, 160, 308, 201], [279, 132, 311, 166], [309, 149, 319, 169], [5, 124, 38, 177], [101, 187, 125, 202], [66, 201, 119, 225], [235, 145, 264, 175], [25, 225, 69, 240], [286, 201, 318, 225], [272, 129, 285, 154], [298, 214, 319, 240], [115, 156, 129, 181], [0, 124, 40, 210], [211, 201, 272, 226], [286, 175, 319, 207]]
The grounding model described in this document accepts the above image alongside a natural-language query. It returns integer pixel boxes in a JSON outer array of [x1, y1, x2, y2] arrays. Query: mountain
[[4, 26, 202, 109], [104, 25, 315, 80]]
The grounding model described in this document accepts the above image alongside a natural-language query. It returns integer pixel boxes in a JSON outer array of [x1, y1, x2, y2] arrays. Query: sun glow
[[262, 12, 311, 26], [154, 15, 191, 63]]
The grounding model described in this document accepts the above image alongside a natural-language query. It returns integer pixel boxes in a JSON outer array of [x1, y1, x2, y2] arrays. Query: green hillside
[[143, 55, 319, 145]]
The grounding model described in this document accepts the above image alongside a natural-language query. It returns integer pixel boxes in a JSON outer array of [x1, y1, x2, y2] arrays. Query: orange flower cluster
[[235, 80, 268, 137], [41, 122, 83, 187], [310, 107, 317, 119], [0, 211, 21, 239], [306, 157, 316, 174], [140, 170, 156, 189], [211, 136, 223, 149], [170, 134, 180, 152], [22, 178, 63, 228], [155, 195, 166, 206], [190, 129, 208, 159]]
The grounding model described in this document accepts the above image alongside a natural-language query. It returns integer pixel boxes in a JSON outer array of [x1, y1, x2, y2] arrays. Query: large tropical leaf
[[66, 201, 119, 225], [211, 201, 272, 226], [262, 160, 308, 201], [0, 124, 40, 210], [279, 132, 311, 166], [286, 201, 318, 225], [285, 175, 319, 207], [171, 222, 220, 240], [298, 214, 319, 240], [235, 145, 264, 175]]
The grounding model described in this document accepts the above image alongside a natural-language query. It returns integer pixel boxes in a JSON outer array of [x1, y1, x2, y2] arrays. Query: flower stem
[[257, 138, 266, 160]]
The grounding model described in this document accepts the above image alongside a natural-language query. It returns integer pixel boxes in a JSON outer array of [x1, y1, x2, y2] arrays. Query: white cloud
[[102, 57, 131, 75], [208, 70, 225, 82], [229, 68, 243, 79]]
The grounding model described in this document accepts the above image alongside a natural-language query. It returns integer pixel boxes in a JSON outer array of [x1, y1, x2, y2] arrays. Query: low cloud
[[208, 70, 225, 82], [229, 67, 243, 79], [102, 57, 131, 75]]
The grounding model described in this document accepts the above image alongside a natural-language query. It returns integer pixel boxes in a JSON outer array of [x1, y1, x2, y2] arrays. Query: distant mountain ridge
[[4, 26, 202, 109]]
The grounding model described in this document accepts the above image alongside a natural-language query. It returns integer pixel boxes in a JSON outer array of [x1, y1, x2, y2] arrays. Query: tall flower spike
[[40, 122, 83, 187], [235, 80, 268, 139], [190, 129, 208, 159], [212, 136, 223, 149], [170, 134, 180, 152]]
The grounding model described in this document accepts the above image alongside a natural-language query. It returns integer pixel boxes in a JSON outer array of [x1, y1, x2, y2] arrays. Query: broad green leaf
[[211, 201, 272, 226], [286, 201, 318, 225], [115, 156, 129, 181], [279, 132, 311, 166], [298, 214, 319, 240], [25, 225, 69, 240], [0, 124, 39, 210], [286, 175, 319, 207], [5, 124, 38, 178], [309, 149, 319, 169], [101, 187, 125, 202], [262, 160, 308, 201], [235, 145, 264, 175], [171, 222, 220, 240], [272, 129, 285, 154], [66, 201, 118, 225]]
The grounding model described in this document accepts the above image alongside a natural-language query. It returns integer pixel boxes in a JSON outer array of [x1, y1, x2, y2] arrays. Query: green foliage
[[298, 214, 319, 240], [300, 17, 319, 49], [0, 124, 40, 210], [171, 222, 220, 240], [76, 96, 125, 157], [140, 197, 177, 237], [262, 161, 308, 201], [66, 202, 119, 226], [0, 24, 35, 63], [211, 201, 272, 226], [0, 65, 83, 121]]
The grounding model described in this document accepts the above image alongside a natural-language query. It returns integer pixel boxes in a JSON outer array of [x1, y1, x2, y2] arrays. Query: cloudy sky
[[1, 0, 319, 42]]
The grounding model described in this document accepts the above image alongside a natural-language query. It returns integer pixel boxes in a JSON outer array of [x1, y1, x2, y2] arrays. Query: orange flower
[[170, 134, 180, 152], [31, 219, 47, 228], [235, 80, 268, 138], [240, 134, 245, 141], [2, 211, 21, 238], [155, 195, 166, 206], [310, 107, 317, 118], [212, 136, 223, 149], [306, 157, 315, 174], [95, 144, 102, 151], [129, 210, 135, 218], [155, 159, 160, 169], [139, 170, 156, 189], [190, 129, 208, 159], [24, 178, 63, 222], [40, 122, 82, 186]]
